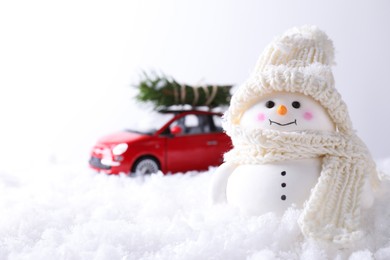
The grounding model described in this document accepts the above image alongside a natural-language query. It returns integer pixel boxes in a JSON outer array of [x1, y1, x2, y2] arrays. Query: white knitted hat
[[226, 25, 353, 134]]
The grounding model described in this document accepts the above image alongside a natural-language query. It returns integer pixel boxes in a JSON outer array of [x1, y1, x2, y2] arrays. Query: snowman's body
[[226, 158, 321, 215], [211, 92, 338, 215]]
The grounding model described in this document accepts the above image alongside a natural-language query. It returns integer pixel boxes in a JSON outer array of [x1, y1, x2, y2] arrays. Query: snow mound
[[1, 160, 390, 260]]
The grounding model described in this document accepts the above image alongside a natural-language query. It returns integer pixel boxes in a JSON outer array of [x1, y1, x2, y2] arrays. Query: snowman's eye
[[265, 101, 275, 108], [292, 101, 301, 109]]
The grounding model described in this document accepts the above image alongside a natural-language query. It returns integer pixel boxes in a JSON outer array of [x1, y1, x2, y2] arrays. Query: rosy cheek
[[303, 112, 313, 120], [257, 113, 266, 122]]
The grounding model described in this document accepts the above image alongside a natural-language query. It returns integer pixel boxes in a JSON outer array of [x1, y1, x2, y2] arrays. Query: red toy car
[[89, 110, 232, 175]]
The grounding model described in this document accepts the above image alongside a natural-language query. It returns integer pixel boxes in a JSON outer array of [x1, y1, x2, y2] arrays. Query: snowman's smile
[[269, 119, 297, 126]]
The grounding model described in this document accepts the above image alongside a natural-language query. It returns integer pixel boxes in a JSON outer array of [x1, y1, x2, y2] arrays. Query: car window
[[170, 114, 215, 135], [212, 115, 224, 132], [184, 114, 199, 128]]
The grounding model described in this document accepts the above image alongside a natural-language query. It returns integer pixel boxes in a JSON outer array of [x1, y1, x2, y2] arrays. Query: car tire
[[132, 157, 160, 175]]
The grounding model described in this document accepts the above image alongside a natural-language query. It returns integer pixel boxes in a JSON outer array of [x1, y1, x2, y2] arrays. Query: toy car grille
[[89, 156, 112, 170]]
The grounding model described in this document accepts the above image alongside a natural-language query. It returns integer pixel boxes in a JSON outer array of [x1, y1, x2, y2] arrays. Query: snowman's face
[[240, 92, 335, 131]]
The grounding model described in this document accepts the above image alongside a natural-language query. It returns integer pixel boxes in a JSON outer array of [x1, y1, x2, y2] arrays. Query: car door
[[165, 113, 221, 173], [206, 114, 232, 165]]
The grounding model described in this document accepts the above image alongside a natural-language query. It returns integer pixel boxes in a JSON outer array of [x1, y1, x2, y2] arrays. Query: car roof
[[158, 109, 222, 116]]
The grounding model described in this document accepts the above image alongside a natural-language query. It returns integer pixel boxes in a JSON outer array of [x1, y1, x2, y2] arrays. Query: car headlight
[[112, 143, 128, 155]]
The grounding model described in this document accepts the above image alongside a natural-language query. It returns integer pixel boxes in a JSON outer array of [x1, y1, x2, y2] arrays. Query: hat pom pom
[[278, 25, 335, 66], [256, 25, 336, 71]]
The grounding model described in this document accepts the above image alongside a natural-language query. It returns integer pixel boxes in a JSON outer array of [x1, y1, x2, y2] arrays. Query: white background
[[1, 0, 389, 167], [1, 2, 390, 258]]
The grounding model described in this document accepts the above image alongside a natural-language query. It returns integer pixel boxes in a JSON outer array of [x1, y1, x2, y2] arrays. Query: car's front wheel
[[132, 157, 160, 175]]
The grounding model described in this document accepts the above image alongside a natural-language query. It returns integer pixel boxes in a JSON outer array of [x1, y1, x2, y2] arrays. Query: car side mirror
[[171, 125, 183, 135]]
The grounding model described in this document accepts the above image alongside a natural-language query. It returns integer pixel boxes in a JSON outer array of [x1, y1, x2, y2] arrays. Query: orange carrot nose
[[277, 105, 287, 115]]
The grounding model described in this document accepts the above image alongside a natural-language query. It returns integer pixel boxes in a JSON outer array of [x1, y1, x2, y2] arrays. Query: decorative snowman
[[211, 26, 379, 244]]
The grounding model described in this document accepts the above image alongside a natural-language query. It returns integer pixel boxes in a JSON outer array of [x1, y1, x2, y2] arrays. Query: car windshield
[[126, 111, 175, 135]]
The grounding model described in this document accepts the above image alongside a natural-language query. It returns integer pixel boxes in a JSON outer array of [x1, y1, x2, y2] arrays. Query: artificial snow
[[1, 160, 390, 260]]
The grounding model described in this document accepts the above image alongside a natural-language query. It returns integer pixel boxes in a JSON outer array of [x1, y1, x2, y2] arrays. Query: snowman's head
[[240, 91, 335, 132]]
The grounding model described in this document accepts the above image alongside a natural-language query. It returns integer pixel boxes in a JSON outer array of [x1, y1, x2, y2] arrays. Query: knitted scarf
[[224, 125, 377, 244]]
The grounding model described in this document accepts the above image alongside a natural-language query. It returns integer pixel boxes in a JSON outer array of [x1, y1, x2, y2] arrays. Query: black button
[[281, 183, 286, 188], [281, 195, 286, 200], [281, 171, 286, 176]]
